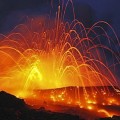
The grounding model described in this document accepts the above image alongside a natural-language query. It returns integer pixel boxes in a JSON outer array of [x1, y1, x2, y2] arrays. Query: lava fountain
[[0, 1, 120, 118]]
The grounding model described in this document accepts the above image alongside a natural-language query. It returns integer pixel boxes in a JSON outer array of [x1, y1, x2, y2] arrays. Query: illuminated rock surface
[[0, 91, 120, 120], [0, 91, 80, 120]]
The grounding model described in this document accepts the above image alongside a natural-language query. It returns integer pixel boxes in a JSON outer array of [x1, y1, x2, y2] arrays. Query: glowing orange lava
[[0, 1, 120, 118]]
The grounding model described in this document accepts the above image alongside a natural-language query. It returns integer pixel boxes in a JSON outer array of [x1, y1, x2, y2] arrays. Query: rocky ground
[[0, 91, 120, 120]]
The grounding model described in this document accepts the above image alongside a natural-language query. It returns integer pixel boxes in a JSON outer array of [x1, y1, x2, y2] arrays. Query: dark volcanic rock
[[0, 91, 26, 110], [1, 91, 120, 120], [98, 115, 120, 120], [0, 91, 80, 120]]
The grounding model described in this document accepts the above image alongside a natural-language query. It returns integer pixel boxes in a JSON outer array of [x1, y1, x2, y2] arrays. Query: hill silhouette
[[0, 91, 120, 120], [0, 91, 80, 120]]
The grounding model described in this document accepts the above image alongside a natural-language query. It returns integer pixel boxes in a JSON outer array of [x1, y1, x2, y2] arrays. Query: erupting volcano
[[0, 1, 120, 119]]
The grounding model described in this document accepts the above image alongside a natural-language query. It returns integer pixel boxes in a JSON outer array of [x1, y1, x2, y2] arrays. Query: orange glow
[[0, 1, 120, 118], [98, 109, 112, 117], [87, 106, 93, 110], [0, 18, 119, 97]]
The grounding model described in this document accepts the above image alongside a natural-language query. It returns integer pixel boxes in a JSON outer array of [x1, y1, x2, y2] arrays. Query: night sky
[[0, 0, 120, 36], [0, 0, 120, 80]]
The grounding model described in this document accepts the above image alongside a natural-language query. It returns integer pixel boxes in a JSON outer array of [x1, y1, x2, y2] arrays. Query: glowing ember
[[0, 1, 120, 118]]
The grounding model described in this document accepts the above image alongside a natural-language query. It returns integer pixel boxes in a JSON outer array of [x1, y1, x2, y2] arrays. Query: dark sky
[[0, 0, 120, 36]]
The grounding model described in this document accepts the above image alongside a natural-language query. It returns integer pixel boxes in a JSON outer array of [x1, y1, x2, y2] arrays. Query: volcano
[[0, 91, 80, 120], [0, 89, 120, 120], [0, 1, 120, 120]]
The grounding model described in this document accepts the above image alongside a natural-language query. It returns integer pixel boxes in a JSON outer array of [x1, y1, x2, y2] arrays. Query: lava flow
[[0, 3, 120, 118]]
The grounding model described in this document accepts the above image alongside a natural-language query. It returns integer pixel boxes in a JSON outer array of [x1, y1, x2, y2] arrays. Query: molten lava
[[0, 2, 120, 118]]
